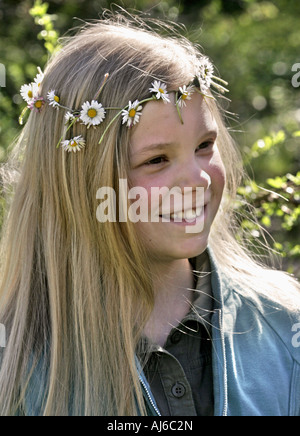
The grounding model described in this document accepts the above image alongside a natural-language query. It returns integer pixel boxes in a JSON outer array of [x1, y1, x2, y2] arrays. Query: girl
[[0, 12, 299, 416]]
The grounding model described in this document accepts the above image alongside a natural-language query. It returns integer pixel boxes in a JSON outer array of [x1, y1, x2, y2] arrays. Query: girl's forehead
[[131, 93, 218, 150]]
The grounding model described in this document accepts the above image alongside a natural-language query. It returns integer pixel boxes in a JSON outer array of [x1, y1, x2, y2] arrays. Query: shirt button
[[171, 382, 186, 398], [170, 331, 182, 344]]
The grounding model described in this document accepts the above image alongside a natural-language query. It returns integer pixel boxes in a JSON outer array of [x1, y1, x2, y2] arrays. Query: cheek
[[208, 153, 226, 195], [127, 174, 159, 221], [129, 172, 168, 207]]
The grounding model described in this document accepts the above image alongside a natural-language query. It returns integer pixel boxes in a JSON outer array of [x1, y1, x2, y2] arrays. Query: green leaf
[[266, 176, 286, 189], [261, 215, 271, 227], [29, 0, 49, 19]]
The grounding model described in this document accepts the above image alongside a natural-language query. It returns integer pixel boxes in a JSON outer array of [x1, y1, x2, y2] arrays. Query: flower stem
[[98, 97, 156, 145], [175, 92, 184, 125], [56, 116, 79, 148], [93, 73, 109, 101], [19, 106, 29, 125], [98, 108, 125, 145]]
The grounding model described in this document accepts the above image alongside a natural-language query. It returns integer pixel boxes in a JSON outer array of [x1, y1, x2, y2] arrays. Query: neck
[[144, 257, 194, 347]]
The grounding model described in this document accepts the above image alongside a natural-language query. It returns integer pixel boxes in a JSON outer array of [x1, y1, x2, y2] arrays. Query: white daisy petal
[[149, 80, 170, 103], [61, 135, 85, 153], [121, 100, 143, 127], [80, 100, 105, 128], [20, 84, 33, 103], [47, 89, 60, 108], [65, 111, 77, 122], [197, 58, 214, 92], [33, 68, 44, 88], [20, 82, 39, 103], [177, 85, 195, 107]]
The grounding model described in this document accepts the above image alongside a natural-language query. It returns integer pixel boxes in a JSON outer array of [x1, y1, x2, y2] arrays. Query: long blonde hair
[[0, 12, 299, 416]]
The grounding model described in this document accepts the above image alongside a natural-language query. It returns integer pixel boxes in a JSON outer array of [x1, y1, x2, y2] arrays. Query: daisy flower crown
[[19, 58, 228, 153]]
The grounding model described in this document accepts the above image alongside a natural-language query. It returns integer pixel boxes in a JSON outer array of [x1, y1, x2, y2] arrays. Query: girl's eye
[[145, 156, 167, 165], [196, 140, 215, 151]]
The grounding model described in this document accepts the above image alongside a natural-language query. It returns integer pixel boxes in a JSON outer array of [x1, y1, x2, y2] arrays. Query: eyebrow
[[136, 142, 176, 155], [135, 129, 218, 155]]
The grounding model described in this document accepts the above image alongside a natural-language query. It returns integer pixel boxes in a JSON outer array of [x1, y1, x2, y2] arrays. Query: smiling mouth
[[159, 206, 203, 221]]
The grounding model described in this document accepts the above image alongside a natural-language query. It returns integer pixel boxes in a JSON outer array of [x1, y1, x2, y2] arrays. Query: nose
[[176, 159, 211, 192]]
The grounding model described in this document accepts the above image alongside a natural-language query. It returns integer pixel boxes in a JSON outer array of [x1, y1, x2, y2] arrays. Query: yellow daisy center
[[158, 88, 165, 94], [34, 100, 43, 109], [54, 95, 60, 103], [87, 108, 97, 118], [129, 108, 136, 118], [182, 93, 188, 100], [28, 90, 33, 99], [70, 140, 78, 147]]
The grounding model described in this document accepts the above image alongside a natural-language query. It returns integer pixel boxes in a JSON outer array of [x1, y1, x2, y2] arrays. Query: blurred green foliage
[[29, 0, 61, 55], [0, 0, 299, 275]]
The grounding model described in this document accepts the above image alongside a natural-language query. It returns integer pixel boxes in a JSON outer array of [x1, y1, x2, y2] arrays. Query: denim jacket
[[23, 251, 300, 416], [138, 251, 300, 416]]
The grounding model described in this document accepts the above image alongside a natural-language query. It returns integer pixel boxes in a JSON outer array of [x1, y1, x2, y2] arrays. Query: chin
[[178, 239, 208, 260], [154, 235, 209, 263]]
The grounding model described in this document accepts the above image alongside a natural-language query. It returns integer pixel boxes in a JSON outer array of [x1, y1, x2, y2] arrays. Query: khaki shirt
[[139, 251, 214, 416]]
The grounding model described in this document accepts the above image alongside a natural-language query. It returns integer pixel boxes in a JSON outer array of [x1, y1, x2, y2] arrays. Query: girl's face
[[128, 92, 226, 263]]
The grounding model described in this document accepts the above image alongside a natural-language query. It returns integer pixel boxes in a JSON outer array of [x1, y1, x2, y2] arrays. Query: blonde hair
[[0, 12, 299, 416]]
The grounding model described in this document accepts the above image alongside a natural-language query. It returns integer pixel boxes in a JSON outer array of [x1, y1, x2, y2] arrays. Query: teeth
[[170, 207, 203, 220], [185, 209, 197, 220]]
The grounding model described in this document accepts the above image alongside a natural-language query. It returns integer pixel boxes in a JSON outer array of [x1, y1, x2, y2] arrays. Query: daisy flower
[[198, 58, 214, 92], [47, 90, 60, 108], [80, 100, 105, 128], [65, 111, 78, 123], [122, 100, 143, 127], [20, 68, 44, 104], [149, 80, 170, 103], [20, 82, 38, 103], [177, 85, 195, 108], [28, 96, 45, 112], [61, 136, 86, 153], [33, 69, 44, 88]]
